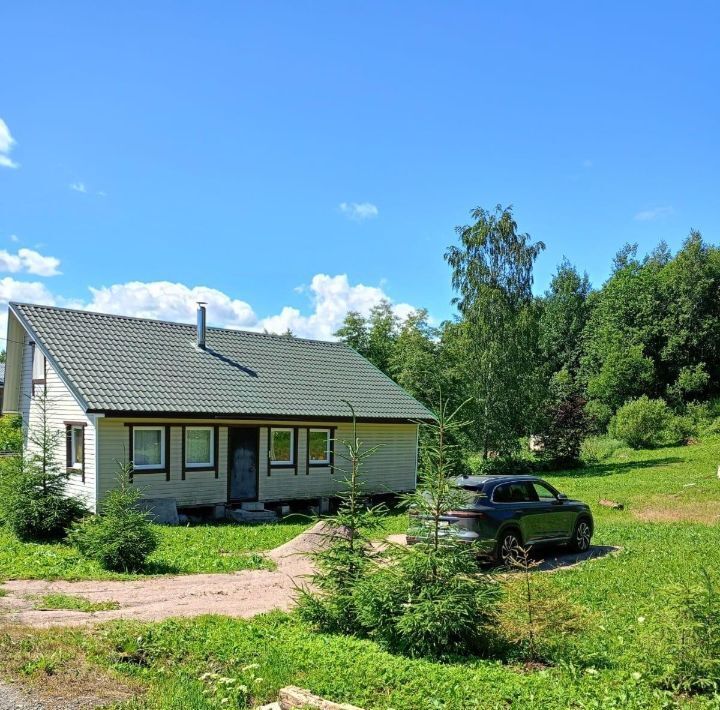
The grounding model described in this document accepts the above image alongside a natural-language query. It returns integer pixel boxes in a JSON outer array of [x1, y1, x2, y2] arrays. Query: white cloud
[[0, 118, 18, 169], [85, 281, 257, 328], [9, 235, 19, 243], [70, 182, 87, 193], [339, 201, 379, 221], [634, 206, 674, 222], [258, 273, 415, 339], [0, 273, 419, 348], [0, 277, 58, 340], [0, 248, 61, 277]]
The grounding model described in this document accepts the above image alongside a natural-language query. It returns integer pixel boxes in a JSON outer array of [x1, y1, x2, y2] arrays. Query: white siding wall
[[97, 417, 418, 506], [20, 333, 96, 510], [97, 419, 229, 506]]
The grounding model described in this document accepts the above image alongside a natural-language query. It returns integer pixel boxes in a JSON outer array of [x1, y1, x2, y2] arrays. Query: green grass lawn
[[2, 439, 720, 708], [0, 517, 311, 580]]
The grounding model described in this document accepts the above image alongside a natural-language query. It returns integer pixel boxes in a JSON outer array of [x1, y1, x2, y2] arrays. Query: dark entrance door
[[228, 427, 258, 501]]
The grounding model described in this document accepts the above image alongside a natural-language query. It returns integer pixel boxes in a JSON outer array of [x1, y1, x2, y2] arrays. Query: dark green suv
[[408, 475, 594, 564]]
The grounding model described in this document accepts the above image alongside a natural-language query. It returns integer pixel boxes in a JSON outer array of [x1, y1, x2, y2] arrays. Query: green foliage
[[609, 396, 672, 449], [335, 300, 399, 375], [538, 369, 589, 468], [445, 204, 546, 458], [584, 399, 613, 433], [68, 466, 158, 572], [297, 402, 386, 634], [668, 364, 711, 406], [586, 343, 655, 411], [354, 399, 501, 658], [539, 258, 592, 376], [2, 394, 85, 541], [662, 570, 720, 694], [354, 542, 501, 658], [579, 436, 624, 465], [0, 414, 22, 453]]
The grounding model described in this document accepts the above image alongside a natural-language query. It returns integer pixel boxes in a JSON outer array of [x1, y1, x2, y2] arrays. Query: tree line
[[335, 204, 720, 468]]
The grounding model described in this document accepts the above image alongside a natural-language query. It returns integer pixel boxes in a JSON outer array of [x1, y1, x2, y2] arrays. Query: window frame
[[132, 425, 166, 471], [70, 426, 84, 469], [269, 427, 295, 467], [65, 421, 86, 481], [30, 342, 46, 396], [307, 428, 332, 466], [532, 481, 560, 501], [184, 426, 215, 469]]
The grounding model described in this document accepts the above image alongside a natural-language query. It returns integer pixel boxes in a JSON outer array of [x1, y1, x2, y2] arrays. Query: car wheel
[[497, 530, 523, 566], [570, 518, 592, 552]]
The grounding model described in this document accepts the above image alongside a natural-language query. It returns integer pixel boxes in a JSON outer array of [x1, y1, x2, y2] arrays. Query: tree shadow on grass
[[549, 456, 684, 479]]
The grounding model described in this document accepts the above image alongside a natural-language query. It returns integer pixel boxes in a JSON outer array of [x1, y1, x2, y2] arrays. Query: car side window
[[494, 482, 537, 503], [533, 481, 558, 501], [493, 484, 510, 502]]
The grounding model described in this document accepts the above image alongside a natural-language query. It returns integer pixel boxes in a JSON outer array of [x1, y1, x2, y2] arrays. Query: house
[[2, 302, 432, 514]]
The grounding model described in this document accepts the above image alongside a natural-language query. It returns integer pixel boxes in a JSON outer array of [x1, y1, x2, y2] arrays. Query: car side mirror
[[557, 493, 568, 501]]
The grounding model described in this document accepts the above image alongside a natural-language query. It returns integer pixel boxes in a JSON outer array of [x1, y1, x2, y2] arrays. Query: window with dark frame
[[269, 427, 294, 465], [133, 426, 165, 469], [65, 424, 85, 471], [185, 426, 214, 468], [308, 428, 331, 465]]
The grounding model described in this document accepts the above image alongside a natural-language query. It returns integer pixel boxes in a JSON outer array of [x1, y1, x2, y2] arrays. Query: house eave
[[86, 409, 435, 424]]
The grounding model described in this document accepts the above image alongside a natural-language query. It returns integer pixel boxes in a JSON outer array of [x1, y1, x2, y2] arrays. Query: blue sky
[[1, 1, 718, 338]]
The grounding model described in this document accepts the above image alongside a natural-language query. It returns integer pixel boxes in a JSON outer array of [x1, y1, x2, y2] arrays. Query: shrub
[[667, 364, 710, 406], [584, 400, 613, 433], [664, 414, 696, 445], [580, 436, 624, 465], [68, 465, 158, 572], [609, 396, 671, 449], [662, 570, 720, 694]]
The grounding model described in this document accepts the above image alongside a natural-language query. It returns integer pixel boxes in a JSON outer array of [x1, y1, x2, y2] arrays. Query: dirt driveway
[[0, 523, 326, 628]]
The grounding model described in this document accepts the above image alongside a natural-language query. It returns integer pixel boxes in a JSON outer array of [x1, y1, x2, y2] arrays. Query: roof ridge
[[10, 301, 347, 347]]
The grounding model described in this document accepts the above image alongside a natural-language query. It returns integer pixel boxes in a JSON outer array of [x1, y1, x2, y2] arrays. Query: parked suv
[[408, 475, 593, 564]]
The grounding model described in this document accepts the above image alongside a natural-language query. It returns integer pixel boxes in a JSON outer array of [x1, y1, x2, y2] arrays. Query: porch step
[[226, 507, 279, 523], [241, 501, 266, 512]]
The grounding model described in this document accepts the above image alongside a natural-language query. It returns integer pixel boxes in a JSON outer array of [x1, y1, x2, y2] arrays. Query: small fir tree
[[353, 397, 501, 658], [4, 392, 85, 540], [296, 401, 386, 634]]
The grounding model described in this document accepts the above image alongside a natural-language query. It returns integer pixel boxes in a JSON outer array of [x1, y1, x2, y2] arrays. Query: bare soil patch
[[633, 499, 720, 524]]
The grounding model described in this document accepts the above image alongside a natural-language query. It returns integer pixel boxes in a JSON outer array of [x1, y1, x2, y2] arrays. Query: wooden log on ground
[[278, 686, 364, 710], [598, 499, 624, 510]]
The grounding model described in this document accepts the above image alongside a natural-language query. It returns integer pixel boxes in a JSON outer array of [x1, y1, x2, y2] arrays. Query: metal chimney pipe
[[197, 302, 207, 349]]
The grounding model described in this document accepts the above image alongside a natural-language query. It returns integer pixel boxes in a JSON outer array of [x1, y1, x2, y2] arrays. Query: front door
[[228, 427, 258, 501]]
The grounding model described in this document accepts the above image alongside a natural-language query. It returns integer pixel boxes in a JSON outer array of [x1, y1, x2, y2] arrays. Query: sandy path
[[0, 523, 327, 628]]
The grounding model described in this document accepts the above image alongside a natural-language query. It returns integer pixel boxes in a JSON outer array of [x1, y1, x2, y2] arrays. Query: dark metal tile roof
[[11, 303, 433, 421]]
